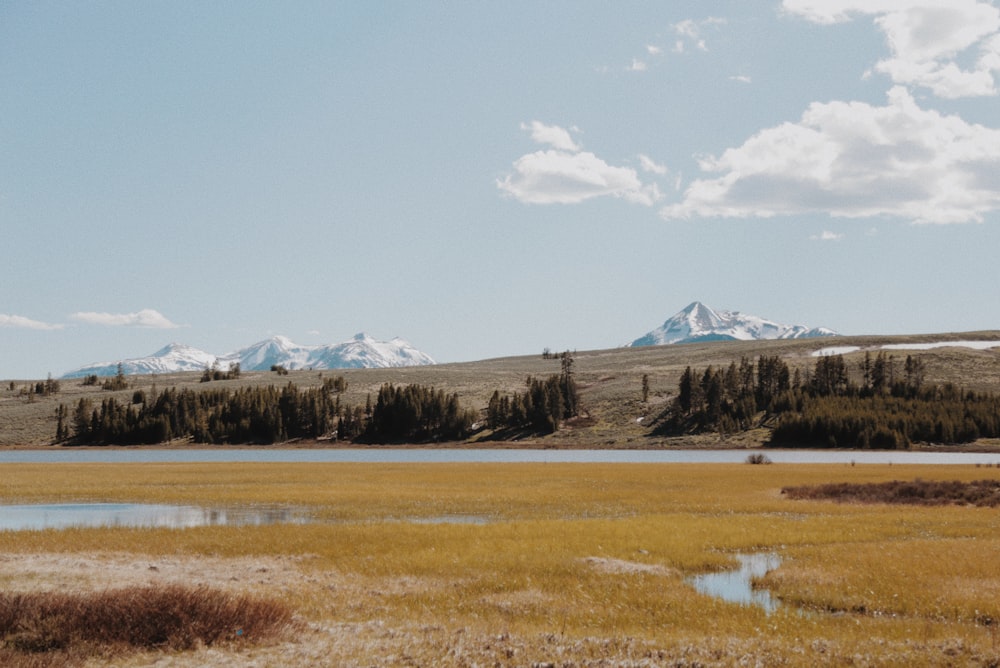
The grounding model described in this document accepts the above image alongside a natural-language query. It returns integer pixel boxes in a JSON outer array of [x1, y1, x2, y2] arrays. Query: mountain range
[[60, 303, 836, 378], [627, 302, 837, 347], [62, 333, 436, 378]]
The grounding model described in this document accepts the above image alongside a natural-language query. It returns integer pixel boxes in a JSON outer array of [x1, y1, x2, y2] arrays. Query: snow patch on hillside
[[812, 341, 1000, 357]]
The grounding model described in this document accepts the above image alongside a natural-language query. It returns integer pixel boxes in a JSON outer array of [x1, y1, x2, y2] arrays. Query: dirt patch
[[0, 552, 317, 595], [582, 556, 678, 577]]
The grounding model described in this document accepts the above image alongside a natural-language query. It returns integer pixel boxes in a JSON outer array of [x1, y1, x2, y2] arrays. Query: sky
[[2, 0, 1000, 379]]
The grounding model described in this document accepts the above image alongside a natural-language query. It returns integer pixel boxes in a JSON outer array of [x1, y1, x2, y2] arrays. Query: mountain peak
[[628, 302, 836, 347], [152, 342, 188, 355], [63, 334, 435, 378]]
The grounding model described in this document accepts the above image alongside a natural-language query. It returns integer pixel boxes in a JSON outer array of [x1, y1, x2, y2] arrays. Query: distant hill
[[61, 333, 435, 378], [628, 301, 837, 347]]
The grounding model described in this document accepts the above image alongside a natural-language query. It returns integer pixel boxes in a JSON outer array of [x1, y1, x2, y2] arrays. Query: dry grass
[[4, 332, 1000, 447], [1, 462, 1000, 665], [0, 584, 293, 666]]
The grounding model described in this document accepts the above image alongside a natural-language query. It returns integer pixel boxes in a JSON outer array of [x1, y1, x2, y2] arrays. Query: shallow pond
[[0, 503, 312, 531], [690, 553, 782, 613]]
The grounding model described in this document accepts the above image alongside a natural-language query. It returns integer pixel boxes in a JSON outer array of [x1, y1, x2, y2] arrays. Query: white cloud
[[811, 230, 845, 241], [730, 74, 753, 84], [646, 45, 662, 55], [0, 314, 63, 330], [70, 309, 180, 329], [783, 0, 1000, 98], [671, 17, 724, 53], [661, 87, 1000, 224], [627, 58, 648, 72], [499, 149, 662, 206], [639, 154, 668, 175], [499, 123, 663, 206], [519, 120, 580, 152]]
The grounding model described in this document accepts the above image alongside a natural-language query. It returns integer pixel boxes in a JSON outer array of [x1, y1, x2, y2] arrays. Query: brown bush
[[0, 584, 293, 661], [781, 479, 1000, 507]]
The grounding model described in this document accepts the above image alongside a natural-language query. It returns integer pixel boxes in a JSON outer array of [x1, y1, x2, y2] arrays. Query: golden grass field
[[2, 462, 1000, 666]]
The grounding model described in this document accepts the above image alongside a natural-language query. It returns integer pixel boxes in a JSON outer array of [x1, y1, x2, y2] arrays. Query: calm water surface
[[690, 553, 782, 613], [1, 448, 998, 465], [0, 503, 310, 531]]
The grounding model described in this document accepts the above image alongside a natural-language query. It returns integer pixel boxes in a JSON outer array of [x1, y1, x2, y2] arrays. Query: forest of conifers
[[660, 352, 1000, 449], [56, 363, 580, 446]]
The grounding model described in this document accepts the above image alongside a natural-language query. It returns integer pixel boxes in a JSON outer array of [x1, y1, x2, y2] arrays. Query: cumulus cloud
[[499, 149, 662, 206], [70, 309, 180, 329], [730, 74, 753, 84], [661, 87, 1000, 224], [519, 121, 580, 152], [499, 122, 663, 206], [783, 0, 1000, 98], [627, 58, 648, 72], [811, 230, 845, 241], [0, 314, 63, 330]]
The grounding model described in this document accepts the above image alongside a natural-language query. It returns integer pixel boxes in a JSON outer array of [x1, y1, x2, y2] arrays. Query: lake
[[0, 448, 998, 465]]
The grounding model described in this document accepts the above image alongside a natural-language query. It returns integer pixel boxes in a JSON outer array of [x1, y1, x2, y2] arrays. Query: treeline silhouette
[[661, 351, 1000, 449], [363, 383, 476, 443], [60, 377, 476, 445], [485, 357, 580, 434]]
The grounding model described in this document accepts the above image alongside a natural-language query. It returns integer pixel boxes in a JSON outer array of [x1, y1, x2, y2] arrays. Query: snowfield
[[812, 341, 1000, 357]]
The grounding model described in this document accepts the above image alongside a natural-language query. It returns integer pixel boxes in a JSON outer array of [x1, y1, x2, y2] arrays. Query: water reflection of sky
[[0, 503, 311, 531], [690, 553, 782, 613]]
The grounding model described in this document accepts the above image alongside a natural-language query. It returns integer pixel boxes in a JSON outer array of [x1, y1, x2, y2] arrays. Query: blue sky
[[2, 1, 1000, 378]]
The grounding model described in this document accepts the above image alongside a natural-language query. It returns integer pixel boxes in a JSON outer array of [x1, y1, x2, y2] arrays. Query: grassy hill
[[3, 332, 1000, 448]]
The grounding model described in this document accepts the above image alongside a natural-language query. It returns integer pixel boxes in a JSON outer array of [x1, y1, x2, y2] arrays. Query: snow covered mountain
[[223, 335, 314, 372], [62, 333, 435, 378], [304, 333, 436, 369], [628, 302, 837, 347], [59, 343, 220, 378]]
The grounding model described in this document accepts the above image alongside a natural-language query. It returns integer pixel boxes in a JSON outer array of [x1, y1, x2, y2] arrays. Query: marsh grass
[[2, 462, 1000, 664]]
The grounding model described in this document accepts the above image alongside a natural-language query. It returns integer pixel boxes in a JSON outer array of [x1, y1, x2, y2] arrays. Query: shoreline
[[3, 440, 1000, 453]]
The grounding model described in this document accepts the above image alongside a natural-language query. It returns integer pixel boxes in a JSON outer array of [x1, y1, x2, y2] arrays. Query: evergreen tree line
[[362, 383, 477, 443], [65, 383, 340, 445], [85, 364, 131, 391], [57, 378, 478, 446], [664, 352, 1000, 449], [200, 362, 241, 382], [485, 357, 580, 434], [13, 375, 61, 401]]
